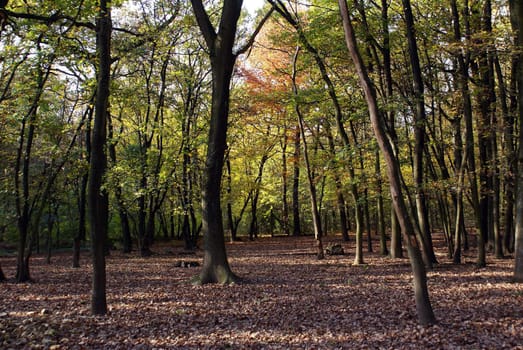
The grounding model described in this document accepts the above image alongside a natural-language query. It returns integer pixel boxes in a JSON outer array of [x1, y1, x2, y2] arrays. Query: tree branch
[[189, 0, 217, 50], [236, 7, 274, 56]]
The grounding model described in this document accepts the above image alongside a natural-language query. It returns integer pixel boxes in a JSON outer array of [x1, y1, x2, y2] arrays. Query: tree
[[268, 0, 363, 260], [88, 0, 112, 315], [401, 0, 436, 267], [338, 0, 436, 325], [189, 0, 272, 284], [291, 46, 324, 259], [512, 0, 523, 283]]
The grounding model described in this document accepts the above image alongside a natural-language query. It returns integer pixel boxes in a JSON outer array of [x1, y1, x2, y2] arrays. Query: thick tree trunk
[[197, 60, 238, 282], [88, 0, 111, 315], [390, 208, 403, 258], [338, 0, 435, 325], [190, 0, 247, 284]]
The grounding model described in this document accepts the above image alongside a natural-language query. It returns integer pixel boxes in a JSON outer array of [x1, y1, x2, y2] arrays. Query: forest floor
[[1, 234, 522, 349]]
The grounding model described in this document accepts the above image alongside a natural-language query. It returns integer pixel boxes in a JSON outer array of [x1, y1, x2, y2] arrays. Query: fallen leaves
[[0, 235, 522, 349]]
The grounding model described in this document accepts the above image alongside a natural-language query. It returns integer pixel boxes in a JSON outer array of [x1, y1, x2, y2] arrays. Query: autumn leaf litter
[[1, 236, 522, 349]]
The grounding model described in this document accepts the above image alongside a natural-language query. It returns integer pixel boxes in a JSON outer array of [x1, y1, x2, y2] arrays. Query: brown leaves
[[1, 236, 522, 349]]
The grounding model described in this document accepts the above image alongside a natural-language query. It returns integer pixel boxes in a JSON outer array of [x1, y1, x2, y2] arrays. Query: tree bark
[[375, 151, 388, 256], [281, 123, 291, 236], [189, 0, 242, 284], [401, 0, 436, 267], [338, 0, 436, 325], [292, 124, 301, 236], [14, 41, 52, 283], [88, 0, 111, 315], [511, 0, 523, 282]]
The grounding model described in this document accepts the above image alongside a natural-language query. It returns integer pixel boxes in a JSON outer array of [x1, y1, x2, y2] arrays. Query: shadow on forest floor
[[1, 234, 522, 349]]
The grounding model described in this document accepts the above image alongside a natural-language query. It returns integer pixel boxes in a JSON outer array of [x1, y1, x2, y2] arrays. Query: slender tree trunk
[[511, 0, 523, 282], [338, 0, 435, 325], [325, 122, 349, 242], [14, 43, 51, 282], [249, 153, 269, 240], [281, 123, 290, 236], [88, 0, 111, 315], [292, 124, 301, 236], [106, 114, 132, 254], [493, 55, 510, 258], [503, 57, 517, 254], [375, 151, 388, 255], [402, 0, 436, 267], [291, 47, 324, 259], [380, 0, 400, 257], [451, 0, 485, 267]]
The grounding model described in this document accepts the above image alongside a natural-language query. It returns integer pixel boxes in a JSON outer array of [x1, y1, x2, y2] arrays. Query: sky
[[243, 0, 266, 14]]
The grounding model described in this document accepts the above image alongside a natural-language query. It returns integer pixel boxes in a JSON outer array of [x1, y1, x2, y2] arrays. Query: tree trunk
[[249, 153, 269, 240], [325, 122, 349, 242], [190, 0, 245, 284], [402, 0, 436, 267], [450, 0, 485, 267], [375, 151, 388, 256], [88, 0, 111, 315], [0, 263, 5, 281], [390, 207, 403, 258], [14, 43, 51, 282], [338, 0, 436, 325], [291, 47, 324, 260], [292, 124, 301, 236], [281, 124, 290, 236], [511, 0, 523, 282]]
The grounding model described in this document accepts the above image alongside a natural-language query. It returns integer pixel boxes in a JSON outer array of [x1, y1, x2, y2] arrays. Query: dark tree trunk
[[375, 151, 388, 255], [0, 264, 5, 281], [402, 0, 436, 268], [14, 43, 51, 282], [281, 124, 290, 236], [338, 0, 436, 325], [190, 0, 257, 284], [88, 0, 111, 315], [390, 207, 403, 258], [505, 17, 519, 255], [511, 0, 523, 282], [453, 0, 486, 267], [292, 124, 301, 236], [226, 155, 237, 242], [74, 154, 89, 267], [249, 153, 269, 241]]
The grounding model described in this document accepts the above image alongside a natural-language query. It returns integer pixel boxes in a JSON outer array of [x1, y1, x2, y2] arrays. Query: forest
[[1, 0, 523, 348]]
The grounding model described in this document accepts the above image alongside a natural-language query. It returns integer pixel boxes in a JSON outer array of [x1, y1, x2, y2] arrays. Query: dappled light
[[1, 236, 522, 348]]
